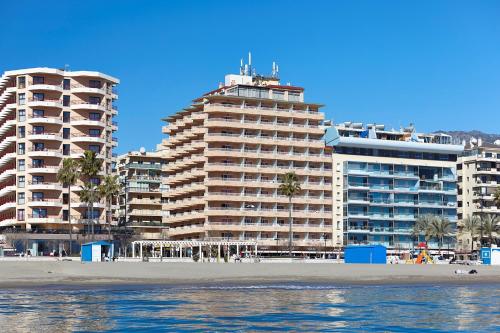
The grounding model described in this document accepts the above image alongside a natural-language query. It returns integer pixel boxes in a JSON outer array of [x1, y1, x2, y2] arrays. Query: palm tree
[[278, 172, 301, 257], [78, 182, 101, 241], [427, 217, 453, 254], [494, 187, 500, 209], [479, 214, 499, 246], [98, 175, 120, 242], [56, 158, 80, 255], [79, 151, 103, 238], [413, 214, 434, 246], [460, 214, 481, 254]]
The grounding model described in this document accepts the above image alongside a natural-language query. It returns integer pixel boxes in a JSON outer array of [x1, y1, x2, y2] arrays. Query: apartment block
[[161, 60, 338, 254], [458, 140, 500, 220], [0, 68, 118, 244], [328, 122, 463, 252], [117, 150, 166, 239]]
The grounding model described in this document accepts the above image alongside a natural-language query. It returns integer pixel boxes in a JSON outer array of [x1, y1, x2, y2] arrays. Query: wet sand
[[0, 261, 499, 288]]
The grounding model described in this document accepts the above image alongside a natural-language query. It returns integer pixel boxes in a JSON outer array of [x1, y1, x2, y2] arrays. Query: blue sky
[[1, 1, 499, 153]]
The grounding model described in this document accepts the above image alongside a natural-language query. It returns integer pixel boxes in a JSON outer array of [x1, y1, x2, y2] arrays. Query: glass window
[[89, 80, 101, 88], [18, 126, 25, 138], [63, 144, 70, 155], [18, 193, 25, 204], [32, 176, 44, 184], [18, 159, 25, 171], [63, 111, 70, 123], [33, 142, 44, 151], [63, 95, 70, 107], [33, 76, 44, 84], [32, 109, 44, 118], [63, 128, 70, 139], [33, 126, 44, 134], [18, 143, 25, 155], [18, 109, 26, 122], [32, 192, 44, 201], [89, 96, 101, 105], [18, 176, 25, 188], [90, 177, 100, 186], [17, 77, 26, 89], [89, 145, 100, 153], [63, 79, 70, 90], [32, 159, 44, 168], [33, 93, 44, 101], [32, 208, 47, 218], [89, 112, 100, 120], [17, 209, 25, 221], [63, 210, 69, 221], [89, 129, 101, 137], [18, 93, 25, 105]]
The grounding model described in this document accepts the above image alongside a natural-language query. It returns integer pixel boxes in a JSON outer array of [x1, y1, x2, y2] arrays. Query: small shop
[[81, 241, 114, 262]]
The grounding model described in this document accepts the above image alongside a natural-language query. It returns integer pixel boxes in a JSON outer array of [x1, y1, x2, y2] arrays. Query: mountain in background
[[434, 130, 500, 144]]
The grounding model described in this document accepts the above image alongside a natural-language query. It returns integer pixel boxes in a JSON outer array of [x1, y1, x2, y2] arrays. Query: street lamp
[[274, 236, 279, 257], [323, 233, 327, 259], [480, 186, 486, 248]]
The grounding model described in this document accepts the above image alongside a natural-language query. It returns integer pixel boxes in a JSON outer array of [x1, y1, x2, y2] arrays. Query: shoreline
[[0, 261, 499, 289]]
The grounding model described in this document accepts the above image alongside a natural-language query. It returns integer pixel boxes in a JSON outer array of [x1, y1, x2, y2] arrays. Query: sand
[[0, 260, 499, 288]]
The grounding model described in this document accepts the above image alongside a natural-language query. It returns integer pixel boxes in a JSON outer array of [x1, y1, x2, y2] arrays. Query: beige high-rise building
[[161, 59, 337, 255], [117, 150, 166, 239], [457, 140, 500, 250], [0, 67, 118, 252]]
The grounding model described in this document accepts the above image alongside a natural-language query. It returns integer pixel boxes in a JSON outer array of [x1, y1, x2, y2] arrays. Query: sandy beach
[[0, 261, 499, 288]]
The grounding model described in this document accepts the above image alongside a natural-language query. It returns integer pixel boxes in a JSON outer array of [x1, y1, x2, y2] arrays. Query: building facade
[[161, 61, 339, 254], [328, 122, 463, 252], [117, 150, 166, 239], [0, 68, 118, 251]]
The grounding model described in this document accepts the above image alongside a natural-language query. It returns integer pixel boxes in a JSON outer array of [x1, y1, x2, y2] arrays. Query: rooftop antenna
[[64, 64, 70, 72], [248, 52, 253, 76], [240, 59, 244, 75]]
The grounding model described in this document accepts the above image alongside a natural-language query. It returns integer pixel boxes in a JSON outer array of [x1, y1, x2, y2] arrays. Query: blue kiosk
[[344, 245, 387, 264], [81, 241, 114, 262], [480, 247, 500, 265]]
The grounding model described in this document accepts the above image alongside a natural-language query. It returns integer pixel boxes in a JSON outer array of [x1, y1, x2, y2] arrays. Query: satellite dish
[[139, 147, 146, 154]]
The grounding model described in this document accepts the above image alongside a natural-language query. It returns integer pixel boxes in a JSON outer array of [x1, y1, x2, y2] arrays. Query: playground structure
[[406, 242, 434, 264]]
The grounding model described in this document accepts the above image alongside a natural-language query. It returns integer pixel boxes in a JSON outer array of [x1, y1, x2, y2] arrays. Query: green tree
[[278, 172, 301, 257], [98, 175, 120, 242], [56, 158, 79, 255], [413, 214, 434, 245], [78, 151, 103, 239], [479, 214, 499, 246], [78, 182, 101, 241], [427, 217, 453, 254], [460, 215, 481, 253]]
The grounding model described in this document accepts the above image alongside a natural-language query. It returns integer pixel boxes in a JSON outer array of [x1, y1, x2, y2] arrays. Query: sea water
[[0, 283, 498, 332]]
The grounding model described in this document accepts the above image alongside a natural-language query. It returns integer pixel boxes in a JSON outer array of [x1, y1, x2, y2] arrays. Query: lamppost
[[480, 186, 485, 249], [323, 233, 327, 259], [274, 236, 279, 257]]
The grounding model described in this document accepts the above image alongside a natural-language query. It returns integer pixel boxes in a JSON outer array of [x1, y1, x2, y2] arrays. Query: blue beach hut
[[344, 245, 387, 264], [81, 241, 114, 262]]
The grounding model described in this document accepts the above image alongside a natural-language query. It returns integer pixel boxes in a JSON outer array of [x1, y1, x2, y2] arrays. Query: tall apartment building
[[0, 68, 118, 250], [117, 150, 166, 239], [457, 139, 500, 221], [327, 122, 463, 252], [161, 59, 338, 254]]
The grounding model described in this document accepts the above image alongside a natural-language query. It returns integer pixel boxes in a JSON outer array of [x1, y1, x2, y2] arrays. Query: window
[[17, 77, 26, 89], [18, 109, 26, 122], [18, 93, 25, 105], [63, 210, 69, 221], [63, 111, 70, 123], [63, 95, 70, 107], [17, 209, 25, 221], [89, 80, 101, 88], [33, 142, 44, 151], [18, 193, 25, 205], [33, 76, 44, 84], [89, 129, 101, 137], [32, 208, 47, 218], [89, 96, 101, 105], [32, 109, 44, 118], [89, 145, 100, 153], [18, 159, 25, 171], [18, 143, 25, 155], [63, 144, 70, 156], [18, 126, 25, 138], [89, 112, 100, 121], [90, 177, 100, 186], [32, 159, 44, 168], [33, 93, 44, 101], [33, 126, 44, 134], [63, 79, 70, 90], [32, 192, 44, 201], [32, 176, 44, 184], [18, 176, 25, 188], [63, 128, 70, 139]]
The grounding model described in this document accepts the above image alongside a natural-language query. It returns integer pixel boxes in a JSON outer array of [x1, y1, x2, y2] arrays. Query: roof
[[82, 241, 113, 246]]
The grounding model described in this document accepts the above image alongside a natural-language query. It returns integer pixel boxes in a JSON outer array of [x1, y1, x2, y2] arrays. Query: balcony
[[70, 116, 106, 127], [70, 133, 106, 144], [70, 101, 106, 112], [70, 149, 105, 159], [27, 198, 63, 207], [126, 162, 162, 170], [28, 164, 59, 173], [27, 98, 62, 109], [27, 115, 63, 126], [26, 215, 63, 224], [27, 131, 63, 142], [27, 148, 63, 158], [28, 181, 63, 191], [71, 84, 107, 95]]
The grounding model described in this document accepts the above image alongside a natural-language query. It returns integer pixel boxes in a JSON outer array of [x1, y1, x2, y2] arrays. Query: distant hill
[[434, 130, 500, 144]]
